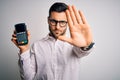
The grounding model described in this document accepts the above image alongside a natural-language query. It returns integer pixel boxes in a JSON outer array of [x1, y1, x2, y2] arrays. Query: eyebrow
[[49, 19, 67, 22]]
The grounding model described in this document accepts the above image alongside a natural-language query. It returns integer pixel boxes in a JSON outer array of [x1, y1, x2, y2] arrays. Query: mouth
[[54, 30, 61, 34]]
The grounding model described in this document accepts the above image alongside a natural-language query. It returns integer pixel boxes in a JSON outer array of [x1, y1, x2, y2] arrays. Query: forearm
[[73, 43, 94, 58], [18, 50, 36, 80]]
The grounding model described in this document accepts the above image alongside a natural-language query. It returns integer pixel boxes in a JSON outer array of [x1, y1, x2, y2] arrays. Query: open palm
[[58, 5, 93, 47]]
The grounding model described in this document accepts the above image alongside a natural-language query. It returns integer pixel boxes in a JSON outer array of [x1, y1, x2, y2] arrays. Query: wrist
[[20, 47, 29, 54], [81, 42, 95, 51]]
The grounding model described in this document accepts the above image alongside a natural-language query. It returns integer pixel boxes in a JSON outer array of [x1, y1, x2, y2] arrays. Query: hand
[[11, 30, 30, 53], [58, 5, 93, 47]]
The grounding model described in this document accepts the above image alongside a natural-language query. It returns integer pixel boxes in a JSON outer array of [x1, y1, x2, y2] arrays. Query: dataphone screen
[[15, 23, 26, 33]]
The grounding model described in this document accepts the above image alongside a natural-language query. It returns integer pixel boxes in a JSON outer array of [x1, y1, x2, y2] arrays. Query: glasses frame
[[49, 18, 67, 27]]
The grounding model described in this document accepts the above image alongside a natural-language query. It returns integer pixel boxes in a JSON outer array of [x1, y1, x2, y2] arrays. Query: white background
[[0, 0, 120, 80]]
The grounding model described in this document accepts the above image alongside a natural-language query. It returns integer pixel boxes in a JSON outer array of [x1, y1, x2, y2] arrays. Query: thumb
[[58, 36, 72, 44]]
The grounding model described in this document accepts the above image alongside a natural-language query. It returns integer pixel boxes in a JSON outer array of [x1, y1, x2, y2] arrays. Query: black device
[[15, 23, 28, 45]]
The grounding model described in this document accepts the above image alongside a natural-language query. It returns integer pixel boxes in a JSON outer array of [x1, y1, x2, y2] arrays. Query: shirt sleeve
[[18, 49, 36, 80], [73, 45, 94, 58]]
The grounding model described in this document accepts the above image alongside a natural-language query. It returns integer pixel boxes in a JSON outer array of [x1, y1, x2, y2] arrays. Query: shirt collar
[[44, 34, 56, 41]]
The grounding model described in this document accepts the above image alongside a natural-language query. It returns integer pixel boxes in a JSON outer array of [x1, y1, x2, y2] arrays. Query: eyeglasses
[[49, 19, 67, 27]]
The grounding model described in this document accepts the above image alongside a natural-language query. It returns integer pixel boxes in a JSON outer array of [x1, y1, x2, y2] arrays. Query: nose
[[55, 23, 60, 29]]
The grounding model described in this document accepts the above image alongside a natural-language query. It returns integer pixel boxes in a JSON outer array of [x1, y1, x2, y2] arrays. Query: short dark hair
[[49, 2, 68, 17]]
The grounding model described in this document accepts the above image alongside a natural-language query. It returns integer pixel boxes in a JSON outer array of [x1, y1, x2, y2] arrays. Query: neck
[[49, 33, 57, 39]]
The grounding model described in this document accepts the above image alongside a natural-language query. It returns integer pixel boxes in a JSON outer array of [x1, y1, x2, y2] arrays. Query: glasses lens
[[49, 19, 56, 26], [59, 21, 67, 27]]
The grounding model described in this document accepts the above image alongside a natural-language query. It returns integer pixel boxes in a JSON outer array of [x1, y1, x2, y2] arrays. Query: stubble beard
[[49, 26, 67, 39]]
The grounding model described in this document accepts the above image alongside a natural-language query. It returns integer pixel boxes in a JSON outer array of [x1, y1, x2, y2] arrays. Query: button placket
[[54, 40, 59, 80]]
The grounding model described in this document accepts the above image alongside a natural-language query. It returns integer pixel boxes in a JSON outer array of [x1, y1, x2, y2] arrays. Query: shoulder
[[30, 37, 48, 52], [33, 37, 47, 46]]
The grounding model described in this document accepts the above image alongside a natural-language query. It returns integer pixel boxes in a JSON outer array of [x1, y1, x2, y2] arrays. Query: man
[[11, 2, 94, 80]]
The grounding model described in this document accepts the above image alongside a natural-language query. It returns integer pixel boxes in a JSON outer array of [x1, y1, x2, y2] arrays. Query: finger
[[12, 34, 16, 37], [27, 30, 30, 36], [12, 30, 16, 36], [79, 10, 88, 24], [27, 30, 31, 40], [11, 37, 18, 45], [66, 9, 73, 30], [72, 5, 82, 24], [14, 30, 16, 34], [66, 9, 72, 25], [68, 5, 77, 25], [11, 37, 17, 41]]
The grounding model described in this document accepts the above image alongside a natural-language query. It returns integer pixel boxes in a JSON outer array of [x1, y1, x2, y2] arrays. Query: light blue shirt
[[19, 35, 93, 80]]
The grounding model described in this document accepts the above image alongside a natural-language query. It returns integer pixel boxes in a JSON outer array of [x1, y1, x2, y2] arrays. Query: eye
[[49, 19, 57, 26], [59, 21, 67, 26]]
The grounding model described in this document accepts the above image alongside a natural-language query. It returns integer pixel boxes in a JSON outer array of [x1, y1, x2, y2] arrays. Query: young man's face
[[48, 11, 67, 39]]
